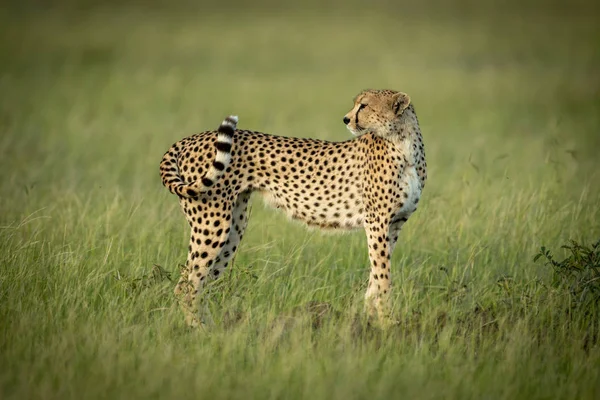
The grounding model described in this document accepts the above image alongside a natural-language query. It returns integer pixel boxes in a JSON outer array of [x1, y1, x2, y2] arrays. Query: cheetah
[[159, 89, 427, 326]]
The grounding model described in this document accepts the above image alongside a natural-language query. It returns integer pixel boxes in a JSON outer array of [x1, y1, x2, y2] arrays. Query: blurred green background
[[1, 0, 599, 399]]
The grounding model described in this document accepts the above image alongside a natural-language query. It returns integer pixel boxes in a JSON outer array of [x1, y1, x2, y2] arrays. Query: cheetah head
[[343, 89, 411, 138]]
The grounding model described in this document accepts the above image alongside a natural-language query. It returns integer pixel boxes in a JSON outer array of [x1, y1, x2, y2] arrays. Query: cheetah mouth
[[347, 124, 366, 136]]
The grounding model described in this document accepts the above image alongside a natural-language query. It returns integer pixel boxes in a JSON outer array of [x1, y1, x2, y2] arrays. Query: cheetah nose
[[343, 116, 350, 125]]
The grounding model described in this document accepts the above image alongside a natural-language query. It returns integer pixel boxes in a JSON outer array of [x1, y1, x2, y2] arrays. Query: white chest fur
[[393, 138, 422, 218], [397, 165, 421, 217]]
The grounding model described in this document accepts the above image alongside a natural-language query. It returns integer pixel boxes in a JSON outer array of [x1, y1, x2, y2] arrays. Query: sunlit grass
[[1, 1, 599, 399]]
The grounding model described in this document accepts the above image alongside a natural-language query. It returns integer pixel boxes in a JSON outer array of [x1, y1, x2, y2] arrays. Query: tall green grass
[[1, 1, 599, 399]]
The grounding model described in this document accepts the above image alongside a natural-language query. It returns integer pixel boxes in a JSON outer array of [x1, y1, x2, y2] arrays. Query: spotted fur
[[161, 89, 427, 327], [159, 115, 238, 198]]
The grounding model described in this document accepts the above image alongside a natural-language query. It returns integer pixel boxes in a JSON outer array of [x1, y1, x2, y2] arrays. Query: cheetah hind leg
[[174, 264, 200, 327], [194, 192, 251, 327], [175, 200, 234, 328], [209, 192, 251, 280]]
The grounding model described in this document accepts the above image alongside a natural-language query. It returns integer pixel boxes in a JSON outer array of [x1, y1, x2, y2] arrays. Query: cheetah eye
[[358, 104, 367, 110]]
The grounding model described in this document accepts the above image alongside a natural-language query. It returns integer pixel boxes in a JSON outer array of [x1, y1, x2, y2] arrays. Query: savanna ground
[[1, 0, 599, 398]]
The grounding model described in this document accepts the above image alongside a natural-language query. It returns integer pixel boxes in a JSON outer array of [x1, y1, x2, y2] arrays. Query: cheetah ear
[[392, 92, 411, 115]]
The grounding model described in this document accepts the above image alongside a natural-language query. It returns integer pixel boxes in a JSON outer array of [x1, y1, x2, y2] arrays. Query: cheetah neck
[[388, 106, 424, 166]]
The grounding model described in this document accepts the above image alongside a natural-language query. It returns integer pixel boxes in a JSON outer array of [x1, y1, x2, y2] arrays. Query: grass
[[1, 0, 600, 398]]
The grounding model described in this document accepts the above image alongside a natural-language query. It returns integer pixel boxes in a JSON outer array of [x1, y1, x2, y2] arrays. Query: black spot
[[213, 161, 225, 171], [202, 177, 213, 187]]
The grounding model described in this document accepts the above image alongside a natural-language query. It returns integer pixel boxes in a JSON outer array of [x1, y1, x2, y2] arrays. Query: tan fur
[[161, 89, 427, 327]]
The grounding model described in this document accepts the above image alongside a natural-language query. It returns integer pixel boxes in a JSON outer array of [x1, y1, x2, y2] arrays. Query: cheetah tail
[[159, 115, 238, 199]]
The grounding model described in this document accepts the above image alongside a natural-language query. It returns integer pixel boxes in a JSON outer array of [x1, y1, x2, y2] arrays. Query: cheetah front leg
[[389, 216, 408, 253], [364, 218, 395, 327]]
